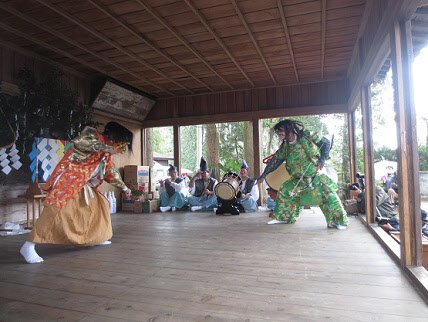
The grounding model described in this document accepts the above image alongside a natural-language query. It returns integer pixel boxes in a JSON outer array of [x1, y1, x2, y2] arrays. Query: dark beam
[[391, 20, 422, 267]]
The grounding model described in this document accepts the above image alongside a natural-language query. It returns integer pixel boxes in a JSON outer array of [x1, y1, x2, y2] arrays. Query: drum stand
[[216, 197, 242, 215]]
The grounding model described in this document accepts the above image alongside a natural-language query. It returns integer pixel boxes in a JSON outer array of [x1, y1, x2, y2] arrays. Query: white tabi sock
[[267, 219, 288, 225], [191, 206, 203, 211], [160, 206, 171, 212], [20, 241, 44, 264], [95, 241, 112, 246]]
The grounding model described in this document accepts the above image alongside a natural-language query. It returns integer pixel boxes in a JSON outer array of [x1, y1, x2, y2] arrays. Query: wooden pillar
[[360, 85, 376, 224], [391, 20, 422, 267], [348, 110, 357, 182], [173, 125, 181, 175], [141, 127, 146, 166], [252, 119, 262, 205], [146, 128, 153, 167]]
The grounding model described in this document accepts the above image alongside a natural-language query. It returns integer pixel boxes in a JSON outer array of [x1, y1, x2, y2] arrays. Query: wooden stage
[[1, 208, 428, 321]]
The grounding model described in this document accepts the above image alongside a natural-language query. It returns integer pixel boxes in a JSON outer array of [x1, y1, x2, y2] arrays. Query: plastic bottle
[[107, 191, 114, 214], [111, 191, 117, 213]]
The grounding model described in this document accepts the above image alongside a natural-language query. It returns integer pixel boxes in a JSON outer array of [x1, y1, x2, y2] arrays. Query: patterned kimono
[[28, 128, 127, 245], [263, 131, 349, 227]]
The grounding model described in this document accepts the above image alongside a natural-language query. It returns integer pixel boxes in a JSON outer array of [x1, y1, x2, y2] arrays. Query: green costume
[[265, 131, 349, 227]]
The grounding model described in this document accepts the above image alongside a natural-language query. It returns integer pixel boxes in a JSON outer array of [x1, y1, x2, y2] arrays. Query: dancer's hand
[[124, 188, 131, 197], [317, 163, 323, 171]]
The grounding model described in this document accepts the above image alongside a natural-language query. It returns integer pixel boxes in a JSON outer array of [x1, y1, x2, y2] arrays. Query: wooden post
[[391, 20, 422, 267], [252, 118, 262, 205], [360, 85, 376, 224], [173, 125, 181, 175], [146, 128, 153, 167], [141, 127, 146, 166], [348, 110, 357, 182]]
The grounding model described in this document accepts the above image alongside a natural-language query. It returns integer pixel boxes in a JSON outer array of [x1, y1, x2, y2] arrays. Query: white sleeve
[[249, 183, 259, 201], [159, 185, 166, 194], [171, 180, 186, 193]]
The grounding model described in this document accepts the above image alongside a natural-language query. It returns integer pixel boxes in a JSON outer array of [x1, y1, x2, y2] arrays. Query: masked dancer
[[20, 122, 133, 263], [257, 119, 349, 229]]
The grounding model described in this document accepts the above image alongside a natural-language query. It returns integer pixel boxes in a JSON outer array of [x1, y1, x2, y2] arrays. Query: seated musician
[[237, 160, 259, 212], [187, 156, 218, 211], [159, 165, 187, 212]]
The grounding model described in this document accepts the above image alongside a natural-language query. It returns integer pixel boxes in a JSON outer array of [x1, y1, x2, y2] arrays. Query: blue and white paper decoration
[[29, 138, 68, 182], [0, 144, 22, 175]]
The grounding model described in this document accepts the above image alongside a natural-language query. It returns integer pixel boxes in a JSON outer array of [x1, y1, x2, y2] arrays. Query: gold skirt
[[28, 186, 112, 246]]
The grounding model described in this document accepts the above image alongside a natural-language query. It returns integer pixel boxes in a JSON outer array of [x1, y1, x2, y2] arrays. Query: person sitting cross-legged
[[159, 165, 187, 212], [187, 156, 218, 211], [237, 160, 259, 212]]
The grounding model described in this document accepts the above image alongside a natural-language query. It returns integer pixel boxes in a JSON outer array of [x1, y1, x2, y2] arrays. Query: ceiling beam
[[35, 0, 193, 95], [0, 2, 171, 96], [135, 0, 234, 90], [182, 0, 255, 87], [0, 38, 88, 79], [320, 0, 326, 80], [230, 0, 276, 84], [88, 0, 213, 92], [0, 23, 112, 80], [142, 104, 347, 128], [276, 0, 299, 83], [346, 0, 374, 78]]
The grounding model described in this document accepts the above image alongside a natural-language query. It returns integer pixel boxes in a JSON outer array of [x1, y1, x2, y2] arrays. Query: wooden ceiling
[[376, 5, 428, 81], [0, 0, 366, 98]]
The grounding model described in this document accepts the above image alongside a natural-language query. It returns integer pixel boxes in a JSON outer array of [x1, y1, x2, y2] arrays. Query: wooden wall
[[93, 113, 142, 207], [144, 79, 349, 127], [0, 44, 91, 225], [0, 44, 91, 104]]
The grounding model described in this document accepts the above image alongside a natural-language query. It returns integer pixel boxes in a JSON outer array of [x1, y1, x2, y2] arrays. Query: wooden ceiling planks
[[0, 0, 366, 98]]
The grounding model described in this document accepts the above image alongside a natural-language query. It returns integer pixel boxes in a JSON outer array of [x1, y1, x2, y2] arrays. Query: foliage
[[152, 126, 173, 157], [374, 146, 397, 162], [419, 145, 428, 171], [130, 188, 147, 201], [180, 126, 197, 171], [0, 66, 96, 155]]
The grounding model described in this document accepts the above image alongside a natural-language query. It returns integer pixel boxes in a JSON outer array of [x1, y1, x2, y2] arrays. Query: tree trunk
[[243, 121, 254, 177], [205, 124, 220, 180], [146, 128, 153, 167]]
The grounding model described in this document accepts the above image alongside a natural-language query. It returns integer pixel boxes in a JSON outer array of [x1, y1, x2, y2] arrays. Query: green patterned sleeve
[[104, 166, 128, 191], [274, 142, 287, 160]]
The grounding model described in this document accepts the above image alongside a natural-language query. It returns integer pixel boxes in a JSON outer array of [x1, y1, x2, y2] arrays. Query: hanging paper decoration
[[29, 138, 69, 182], [0, 144, 23, 175]]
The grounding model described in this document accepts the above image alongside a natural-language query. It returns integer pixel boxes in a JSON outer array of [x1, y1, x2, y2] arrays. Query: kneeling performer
[[159, 165, 187, 212]]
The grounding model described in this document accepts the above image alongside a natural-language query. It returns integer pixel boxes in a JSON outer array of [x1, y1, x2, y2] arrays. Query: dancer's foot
[[267, 219, 287, 225], [328, 222, 347, 230], [191, 206, 203, 211], [160, 206, 171, 212], [20, 241, 44, 264], [95, 241, 112, 246]]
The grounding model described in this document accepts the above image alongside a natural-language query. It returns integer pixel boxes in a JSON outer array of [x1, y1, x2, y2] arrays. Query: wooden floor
[[1, 208, 428, 321]]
